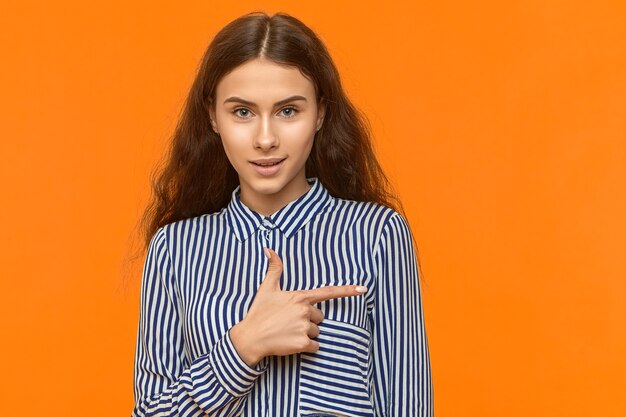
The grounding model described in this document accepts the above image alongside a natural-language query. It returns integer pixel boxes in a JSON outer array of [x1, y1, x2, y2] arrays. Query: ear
[[316, 98, 325, 132], [208, 103, 219, 134]]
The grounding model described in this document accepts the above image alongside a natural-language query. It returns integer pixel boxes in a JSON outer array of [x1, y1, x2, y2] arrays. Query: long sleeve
[[132, 227, 267, 417], [370, 213, 434, 416]]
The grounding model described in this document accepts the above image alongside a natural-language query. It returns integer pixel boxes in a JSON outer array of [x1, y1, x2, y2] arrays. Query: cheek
[[277, 120, 316, 143], [219, 138, 245, 169], [219, 126, 252, 153], [220, 122, 253, 141]]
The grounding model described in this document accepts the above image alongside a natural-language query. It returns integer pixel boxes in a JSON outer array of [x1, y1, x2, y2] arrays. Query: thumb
[[259, 247, 283, 291]]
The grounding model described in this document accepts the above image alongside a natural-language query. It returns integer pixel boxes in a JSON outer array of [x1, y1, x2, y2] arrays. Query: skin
[[209, 57, 325, 217], [208, 58, 367, 367]]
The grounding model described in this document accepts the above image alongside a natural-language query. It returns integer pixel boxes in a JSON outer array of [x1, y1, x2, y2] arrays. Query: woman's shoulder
[[154, 208, 228, 241], [327, 196, 403, 235], [330, 196, 400, 222]]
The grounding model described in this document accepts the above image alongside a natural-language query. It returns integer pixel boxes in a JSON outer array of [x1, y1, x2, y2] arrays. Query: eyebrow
[[223, 95, 308, 107]]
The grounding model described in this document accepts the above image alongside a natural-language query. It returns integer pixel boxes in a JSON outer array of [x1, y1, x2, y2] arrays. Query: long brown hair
[[136, 12, 423, 282]]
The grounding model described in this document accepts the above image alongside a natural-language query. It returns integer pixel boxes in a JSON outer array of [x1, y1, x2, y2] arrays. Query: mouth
[[249, 158, 286, 176], [250, 158, 286, 166], [251, 160, 284, 167]]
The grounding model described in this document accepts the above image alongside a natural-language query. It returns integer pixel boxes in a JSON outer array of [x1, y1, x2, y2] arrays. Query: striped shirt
[[132, 177, 433, 417]]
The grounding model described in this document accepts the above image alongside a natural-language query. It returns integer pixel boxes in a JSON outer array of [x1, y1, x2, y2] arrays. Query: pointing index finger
[[304, 285, 368, 305]]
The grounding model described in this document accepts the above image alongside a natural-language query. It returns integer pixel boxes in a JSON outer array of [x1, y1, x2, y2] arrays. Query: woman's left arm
[[370, 212, 434, 416]]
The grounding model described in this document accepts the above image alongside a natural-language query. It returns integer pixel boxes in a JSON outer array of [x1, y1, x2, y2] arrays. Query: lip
[[250, 157, 286, 164], [249, 158, 286, 177]]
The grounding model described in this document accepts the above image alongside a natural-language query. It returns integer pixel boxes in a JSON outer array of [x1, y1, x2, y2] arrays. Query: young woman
[[132, 11, 433, 417]]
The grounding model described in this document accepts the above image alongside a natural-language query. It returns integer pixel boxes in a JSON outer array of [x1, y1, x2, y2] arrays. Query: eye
[[279, 107, 298, 118], [233, 108, 252, 119]]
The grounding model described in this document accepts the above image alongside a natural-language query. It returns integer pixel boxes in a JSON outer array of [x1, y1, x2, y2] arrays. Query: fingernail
[[355, 286, 368, 293], [263, 247, 271, 259]]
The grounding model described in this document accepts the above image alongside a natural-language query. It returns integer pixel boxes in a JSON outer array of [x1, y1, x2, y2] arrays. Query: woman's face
[[210, 57, 324, 216]]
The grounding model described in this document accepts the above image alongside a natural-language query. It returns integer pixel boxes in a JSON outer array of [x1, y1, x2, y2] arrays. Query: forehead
[[215, 58, 316, 102]]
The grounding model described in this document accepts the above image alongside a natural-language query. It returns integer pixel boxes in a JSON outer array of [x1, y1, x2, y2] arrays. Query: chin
[[251, 183, 283, 195], [242, 176, 284, 192]]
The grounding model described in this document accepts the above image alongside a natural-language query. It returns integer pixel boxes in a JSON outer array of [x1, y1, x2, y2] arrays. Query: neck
[[240, 178, 312, 217]]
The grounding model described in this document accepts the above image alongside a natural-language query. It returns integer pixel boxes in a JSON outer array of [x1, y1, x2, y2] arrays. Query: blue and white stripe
[[132, 177, 433, 416]]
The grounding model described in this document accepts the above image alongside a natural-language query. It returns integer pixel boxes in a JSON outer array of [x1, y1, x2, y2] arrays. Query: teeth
[[257, 161, 280, 166]]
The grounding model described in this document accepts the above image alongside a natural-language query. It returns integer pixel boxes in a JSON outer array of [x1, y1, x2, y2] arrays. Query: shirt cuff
[[209, 329, 268, 397]]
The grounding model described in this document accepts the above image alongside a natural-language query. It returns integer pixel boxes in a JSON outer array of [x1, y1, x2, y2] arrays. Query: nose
[[253, 114, 278, 150]]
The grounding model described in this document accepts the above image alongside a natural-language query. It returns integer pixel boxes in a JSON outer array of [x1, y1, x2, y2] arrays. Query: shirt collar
[[226, 177, 334, 242]]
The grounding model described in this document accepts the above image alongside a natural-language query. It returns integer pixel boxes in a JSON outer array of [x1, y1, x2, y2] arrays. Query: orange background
[[1, 1, 625, 416]]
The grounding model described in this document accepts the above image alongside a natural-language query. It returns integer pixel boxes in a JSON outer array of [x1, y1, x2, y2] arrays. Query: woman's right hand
[[229, 247, 367, 367]]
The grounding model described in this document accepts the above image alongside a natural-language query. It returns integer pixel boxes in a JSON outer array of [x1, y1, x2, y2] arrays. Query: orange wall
[[1, 1, 624, 416]]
